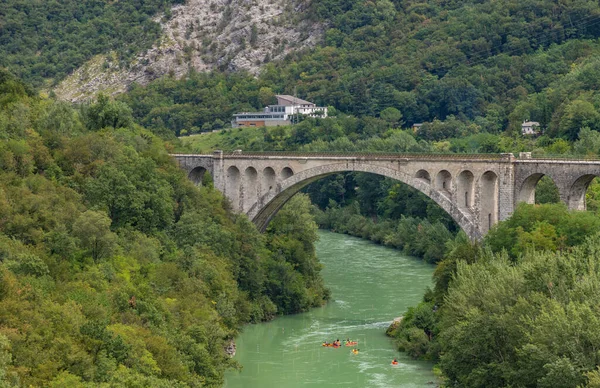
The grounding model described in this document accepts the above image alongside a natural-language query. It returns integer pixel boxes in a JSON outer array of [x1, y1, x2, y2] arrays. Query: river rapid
[[225, 230, 437, 387]]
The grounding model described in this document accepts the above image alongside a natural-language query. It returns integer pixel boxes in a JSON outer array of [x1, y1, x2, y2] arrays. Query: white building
[[232, 95, 328, 128], [521, 120, 540, 135]]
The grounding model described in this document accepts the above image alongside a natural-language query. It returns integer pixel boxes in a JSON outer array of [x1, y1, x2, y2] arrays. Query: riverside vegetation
[[0, 70, 328, 387], [388, 203, 600, 387]]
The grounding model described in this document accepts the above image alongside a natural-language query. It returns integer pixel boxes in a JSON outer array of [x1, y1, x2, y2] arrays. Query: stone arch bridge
[[173, 151, 600, 240]]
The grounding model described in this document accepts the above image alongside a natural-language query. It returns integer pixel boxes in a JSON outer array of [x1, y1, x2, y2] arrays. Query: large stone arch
[[568, 174, 597, 210], [247, 163, 480, 239], [188, 166, 207, 186], [517, 173, 545, 204], [516, 172, 563, 205]]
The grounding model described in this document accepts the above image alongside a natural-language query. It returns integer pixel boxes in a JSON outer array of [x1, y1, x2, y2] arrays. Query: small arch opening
[[415, 170, 431, 184], [226, 166, 241, 211], [188, 167, 206, 186], [480, 171, 499, 233], [281, 167, 294, 180], [262, 167, 276, 194], [457, 170, 475, 211], [435, 170, 453, 194], [245, 166, 258, 181], [243, 167, 259, 212]]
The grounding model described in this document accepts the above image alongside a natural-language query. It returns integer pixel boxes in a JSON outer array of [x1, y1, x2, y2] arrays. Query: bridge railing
[[528, 153, 600, 161], [210, 151, 512, 160]]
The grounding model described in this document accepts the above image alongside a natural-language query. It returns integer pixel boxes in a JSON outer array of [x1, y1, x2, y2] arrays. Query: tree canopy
[[0, 70, 328, 386]]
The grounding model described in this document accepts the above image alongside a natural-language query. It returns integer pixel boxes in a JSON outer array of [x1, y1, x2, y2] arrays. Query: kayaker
[[391, 358, 398, 365]]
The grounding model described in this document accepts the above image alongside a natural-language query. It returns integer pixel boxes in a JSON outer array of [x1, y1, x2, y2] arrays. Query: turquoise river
[[225, 230, 437, 387]]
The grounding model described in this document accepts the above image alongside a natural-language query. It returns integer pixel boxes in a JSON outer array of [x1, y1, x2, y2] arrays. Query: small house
[[521, 121, 540, 135], [232, 95, 328, 128]]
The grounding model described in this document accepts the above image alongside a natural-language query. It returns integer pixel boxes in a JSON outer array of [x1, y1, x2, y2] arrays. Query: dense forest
[[0, 0, 183, 87], [0, 70, 328, 386], [387, 204, 600, 387]]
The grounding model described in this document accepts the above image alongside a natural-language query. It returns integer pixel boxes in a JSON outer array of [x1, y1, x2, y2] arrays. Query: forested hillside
[[0, 70, 328, 386], [113, 0, 600, 141], [387, 204, 600, 387], [0, 0, 184, 87], [4, 0, 600, 138]]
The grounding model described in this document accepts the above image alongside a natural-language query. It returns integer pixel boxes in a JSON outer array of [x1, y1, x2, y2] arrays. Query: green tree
[[559, 100, 600, 141], [379, 107, 403, 128], [72, 210, 117, 261], [0, 334, 13, 386], [574, 127, 600, 156], [438, 233, 600, 386], [535, 176, 561, 204], [258, 87, 275, 107], [85, 94, 134, 131]]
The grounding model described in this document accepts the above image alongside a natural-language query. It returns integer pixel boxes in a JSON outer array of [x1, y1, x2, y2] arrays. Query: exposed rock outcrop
[[225, 340, 236, 357], [54, 0, 322, 102]]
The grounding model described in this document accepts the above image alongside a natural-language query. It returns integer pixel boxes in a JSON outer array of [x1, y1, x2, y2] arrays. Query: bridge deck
[[172, 152, 600, 164], [173, 152, 511, 160]]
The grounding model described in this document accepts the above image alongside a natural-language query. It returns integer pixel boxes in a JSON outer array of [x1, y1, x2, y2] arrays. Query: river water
[[225, 230, 437, 387]]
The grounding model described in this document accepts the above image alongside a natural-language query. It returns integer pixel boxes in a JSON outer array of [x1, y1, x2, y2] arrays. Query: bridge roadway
[[173, 151, 600, 239]]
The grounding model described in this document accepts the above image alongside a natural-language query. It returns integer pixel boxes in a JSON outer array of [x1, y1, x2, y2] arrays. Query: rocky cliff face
[[54, 0, 322, 102]]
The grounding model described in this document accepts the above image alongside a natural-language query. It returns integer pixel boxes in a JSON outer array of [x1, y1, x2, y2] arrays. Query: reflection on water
[[225, 230, 437, 388]]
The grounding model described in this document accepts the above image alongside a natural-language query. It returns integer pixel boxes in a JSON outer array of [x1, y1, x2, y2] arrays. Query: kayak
[[345, 341, 358, 346]]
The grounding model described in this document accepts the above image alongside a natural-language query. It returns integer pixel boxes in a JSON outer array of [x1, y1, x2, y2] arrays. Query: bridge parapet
[[197, 150, 514, 160]]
